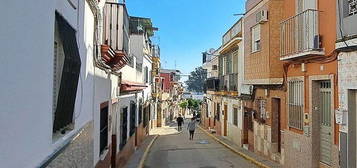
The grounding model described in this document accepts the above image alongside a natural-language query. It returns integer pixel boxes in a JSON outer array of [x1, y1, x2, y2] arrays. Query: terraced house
[[243, 0, 285, 163], [0, 0, 161, 167], [280, 0, 339, 167]]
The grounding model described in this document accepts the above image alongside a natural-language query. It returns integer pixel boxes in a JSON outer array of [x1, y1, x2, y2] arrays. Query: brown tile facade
[[244, 0, 284, 82]]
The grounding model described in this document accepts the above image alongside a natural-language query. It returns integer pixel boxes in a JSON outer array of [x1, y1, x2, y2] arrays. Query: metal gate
[[319, 81, 332, 165]]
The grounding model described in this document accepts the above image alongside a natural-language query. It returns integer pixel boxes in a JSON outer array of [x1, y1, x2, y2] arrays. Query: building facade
[[243, 0, 286, 164], [280, 0, 339, 167], [0, 0, 160, 168], [336, 0, 357, 168]]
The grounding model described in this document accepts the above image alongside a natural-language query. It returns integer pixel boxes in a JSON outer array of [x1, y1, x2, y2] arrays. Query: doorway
[[348, 90, 357, 168], [272, 98, 281, 153], [224, 104, 228, 136], [319, 80, 332, 165]]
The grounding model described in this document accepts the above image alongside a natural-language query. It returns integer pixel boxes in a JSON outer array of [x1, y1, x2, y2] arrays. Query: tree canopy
[[185, 66, 207, 92]]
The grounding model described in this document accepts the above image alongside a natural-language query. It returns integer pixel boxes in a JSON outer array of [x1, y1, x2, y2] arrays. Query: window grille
[[52, 12, 81, 133], [120, 107, 128, 150], [349, 0, 357, 16], [288, 80, 304, 130], [100, 106, 109, 154], [233, 107, 238, 126], [255, 98, 267, 122], [129, 101, 136, 136]]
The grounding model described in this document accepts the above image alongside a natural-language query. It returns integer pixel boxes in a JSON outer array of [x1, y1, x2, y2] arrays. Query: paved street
[[144, 120, 258, 168]]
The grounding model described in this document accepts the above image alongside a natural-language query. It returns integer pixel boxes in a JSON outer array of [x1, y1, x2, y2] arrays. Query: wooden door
[[272, 98, 281, 153], [224, 104, 228, 136]]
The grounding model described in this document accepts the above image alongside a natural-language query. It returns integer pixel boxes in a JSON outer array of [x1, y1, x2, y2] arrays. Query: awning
[[121, 80, 147, 92]]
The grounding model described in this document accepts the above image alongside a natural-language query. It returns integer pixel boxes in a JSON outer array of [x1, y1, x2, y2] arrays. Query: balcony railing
[[223, 19, 242, 45], [152, 45, 160, 57], [280, 9, 323, 60], [206, 78, 220, 91]]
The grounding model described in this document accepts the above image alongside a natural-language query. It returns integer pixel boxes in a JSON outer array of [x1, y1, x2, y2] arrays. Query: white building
[[114, 16, 157, 164], [0, 0, 132, 167]]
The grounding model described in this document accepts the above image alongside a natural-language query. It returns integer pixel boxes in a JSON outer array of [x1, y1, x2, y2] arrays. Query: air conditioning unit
[[256, 10, 268, 23]]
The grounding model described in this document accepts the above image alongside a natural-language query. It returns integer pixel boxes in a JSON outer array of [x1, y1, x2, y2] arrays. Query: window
[[212, 65, 218, 70], [143, 106, 149, 127], [288, 80, 304, 130], [226, 54, 232, 75], [138, 100, 143, 124], [52, 12, 81, 134], [222, 57, 226, 75], [232, 51, 238, 73], [144, 66, 149, 83], [149, 70, 152, 83], [136, 62, 142, 72], [233, 107, 238, 126], [129, 101, 136, 136], [349, 0, 357, 16], [251, 24, 261, 52], [120, 107, 128, 150], [100, 105, 109, 154], [256, 98, 267, 121], [216, 103, 221, 121]]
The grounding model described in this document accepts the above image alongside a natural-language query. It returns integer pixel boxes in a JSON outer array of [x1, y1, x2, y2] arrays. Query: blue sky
[[126, 0, 245, 80]]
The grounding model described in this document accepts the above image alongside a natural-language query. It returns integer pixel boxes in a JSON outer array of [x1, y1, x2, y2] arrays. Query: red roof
[[121, 80, 147, 92]]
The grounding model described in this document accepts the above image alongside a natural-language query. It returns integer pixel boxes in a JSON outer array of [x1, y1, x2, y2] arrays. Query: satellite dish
[[137, 25, 144, 32]]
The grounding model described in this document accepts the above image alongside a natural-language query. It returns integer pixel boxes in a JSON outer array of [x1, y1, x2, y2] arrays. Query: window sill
[[251, 50, 261, 54], [52, 124, 74, 143], [99, 148, 109, 161]]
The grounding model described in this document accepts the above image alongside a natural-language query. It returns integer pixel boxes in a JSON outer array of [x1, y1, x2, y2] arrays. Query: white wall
[[117, 93, 136, 151], [0, 0, 102, 167]]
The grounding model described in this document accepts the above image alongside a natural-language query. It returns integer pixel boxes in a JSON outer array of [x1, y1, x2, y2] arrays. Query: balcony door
[[296, 0, 317, 51]]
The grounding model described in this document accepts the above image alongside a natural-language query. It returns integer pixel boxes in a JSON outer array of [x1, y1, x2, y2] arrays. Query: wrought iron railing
[[280, 9, 321, 59]]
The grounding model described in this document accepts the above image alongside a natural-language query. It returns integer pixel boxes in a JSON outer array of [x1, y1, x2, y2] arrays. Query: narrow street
[[144, 120, 258, 168]]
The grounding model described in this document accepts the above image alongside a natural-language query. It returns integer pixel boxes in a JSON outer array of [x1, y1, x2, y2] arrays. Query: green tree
[[179, 100, 188, 109], [185, 67, 207, 92]]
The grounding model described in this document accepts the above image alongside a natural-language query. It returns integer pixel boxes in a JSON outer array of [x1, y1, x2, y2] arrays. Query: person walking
[[176, 114, 184, 131], [187, 118, 196, 140]]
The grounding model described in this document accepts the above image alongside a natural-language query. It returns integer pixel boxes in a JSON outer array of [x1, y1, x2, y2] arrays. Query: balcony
[[152, 45, 160, 58], [101, 2, 130, 70], [206, 78, 220, 91], [218, 74, 238, 93], [280, 9, 324, 60], [223, 19, 242, 45]]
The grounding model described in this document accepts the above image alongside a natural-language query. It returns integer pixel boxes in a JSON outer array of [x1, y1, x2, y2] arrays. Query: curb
[[137, 135, 159, 168], [198, 126, 271, 168]]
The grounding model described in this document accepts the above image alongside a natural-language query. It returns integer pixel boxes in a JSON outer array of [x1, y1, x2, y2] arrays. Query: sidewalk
[[124, 121, 181, 168], [199, 126, 282, 168], [124, 135, 156, 168]]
